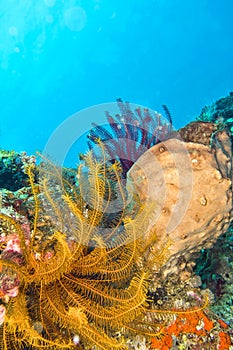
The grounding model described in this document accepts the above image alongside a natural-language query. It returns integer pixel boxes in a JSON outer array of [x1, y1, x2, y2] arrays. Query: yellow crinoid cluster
[[0, 143, 170, 350]]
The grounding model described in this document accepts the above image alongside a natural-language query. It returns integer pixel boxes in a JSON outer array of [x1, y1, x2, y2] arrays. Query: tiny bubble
[[9, 26, 18, 36]]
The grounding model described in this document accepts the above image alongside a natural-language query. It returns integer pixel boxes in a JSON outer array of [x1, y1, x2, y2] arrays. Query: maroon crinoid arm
[[87, 99, 172, 176]]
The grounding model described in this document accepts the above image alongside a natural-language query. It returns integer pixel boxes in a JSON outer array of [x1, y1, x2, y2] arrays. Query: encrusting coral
[[150, 307, 232, 350]]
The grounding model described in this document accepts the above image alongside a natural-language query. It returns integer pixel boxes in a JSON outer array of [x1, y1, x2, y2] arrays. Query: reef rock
[[197, 91, 233, 124], [127, 126, 233, 274]]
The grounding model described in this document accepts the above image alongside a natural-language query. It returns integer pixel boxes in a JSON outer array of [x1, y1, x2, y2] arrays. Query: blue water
[[0, 0, 232, 166]]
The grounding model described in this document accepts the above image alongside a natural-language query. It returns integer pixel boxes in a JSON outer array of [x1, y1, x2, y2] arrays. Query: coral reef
[[150, 308, 231, 349], [178, 121, 217, 145], [194, 221, 233, 327], [0, 150, 36, 191], [1, 93, 233, 349], [197, 91, 233, 131]]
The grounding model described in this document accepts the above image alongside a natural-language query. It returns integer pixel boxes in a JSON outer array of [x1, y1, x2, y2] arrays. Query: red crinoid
[[87, 99, 173, 177]]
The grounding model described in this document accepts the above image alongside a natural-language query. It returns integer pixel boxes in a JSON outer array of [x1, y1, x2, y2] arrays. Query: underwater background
[[1, 1, 233, 348], [0, 0, 233, 161]]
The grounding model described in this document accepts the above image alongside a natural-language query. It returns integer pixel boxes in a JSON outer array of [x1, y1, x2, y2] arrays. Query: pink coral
[[5, 234, 22, 253], [0, 304, 6, 325]]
